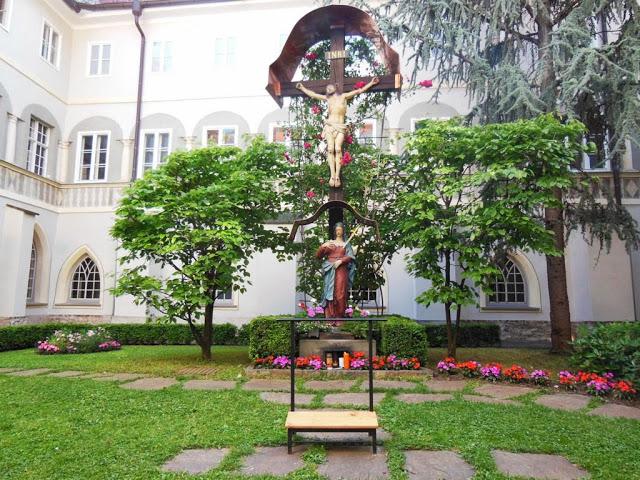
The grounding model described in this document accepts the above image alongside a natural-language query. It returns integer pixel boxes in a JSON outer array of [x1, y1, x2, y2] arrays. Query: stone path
[[397, 393, 454, 404], [425, 379, 468, 392], [536, 394, 591, 411], [183, 380, 236, 390], [462, 395, 520, 406], [241, 446, 305, 476], [47, 370, 85, 378], [588, 403, 640, 420], [362, 380, 417, 390], [162, 448, 229, 474], [93, 373, 143, 382], [323, 393, 385, 407], [0, 368, 22, 373], [7, 368, 51, 377], [404, 450, 475, 480], [305, 379, 356, 391], [474, 384, 535, 399], [298, 428, 391, 444], [318, 447, 388, 480], [260, 392, 314, 405], [120, 377, 178, 390], [492, 450, 589, 479], [242, 379, 290, 391]]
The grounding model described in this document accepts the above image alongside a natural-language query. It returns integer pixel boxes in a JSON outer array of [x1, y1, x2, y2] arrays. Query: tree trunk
[[545, 189, 573, 353], [445, 302, 455, 358], [200, 303, 214, 361]]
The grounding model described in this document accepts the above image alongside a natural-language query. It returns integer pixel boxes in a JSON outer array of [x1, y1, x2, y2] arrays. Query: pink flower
[[311, 104, 321, 115], [306, 307, 316, 318], [314, 305, 324, 314], [305, 52, 318, 61], [359, 309, 370, 317], [354, 81, 367, 89], [419, 79, 433, 88], [345, 306, 354, 317], [306, 190, 316, 199], [345, 134, 353, 145], [284, 151, 295, 164], [341, 151, 352, 165], [303, 142, 312, 149]]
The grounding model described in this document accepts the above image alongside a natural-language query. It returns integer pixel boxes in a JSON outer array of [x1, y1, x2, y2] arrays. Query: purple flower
[[314, 305, 324, 314], [307, 307, 316, 318], [345, 307, 354, 317], [272, 356, 291, 368]]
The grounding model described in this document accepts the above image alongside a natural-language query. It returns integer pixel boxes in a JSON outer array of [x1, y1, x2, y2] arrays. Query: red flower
[[341, 151, 352, 165], [354, 81, 367, 89], [319, 178, 325, 185], [305, 52, 318, 61], [345, 134, 353, 145], [419, 79, 433, 88], [306, 190, 316, 199], [311, 104, 322, 115], [303, 142, 312, 149]]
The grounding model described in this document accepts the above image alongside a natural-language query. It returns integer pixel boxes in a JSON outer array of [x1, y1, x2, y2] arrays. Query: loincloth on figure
[[322, 121, 348, 140]]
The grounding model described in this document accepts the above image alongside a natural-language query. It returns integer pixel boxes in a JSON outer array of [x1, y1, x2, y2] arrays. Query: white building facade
[[1, 0, 638, 341]]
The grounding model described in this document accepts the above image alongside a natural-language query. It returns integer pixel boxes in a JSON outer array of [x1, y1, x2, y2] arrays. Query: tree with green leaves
[[111, 140, 289, 360], [353, 0, 640, 351], [401, 115, 601, 357]]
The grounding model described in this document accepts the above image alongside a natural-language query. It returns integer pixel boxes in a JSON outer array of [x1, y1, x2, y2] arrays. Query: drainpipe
[[131, 0, 146, 182]]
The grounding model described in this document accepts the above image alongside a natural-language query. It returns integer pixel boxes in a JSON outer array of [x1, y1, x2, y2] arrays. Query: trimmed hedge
[[423, 322, 501, 348], [380, 317, 428, 362], [571, 322, 640, 384], [247, 316, 291, 359], [0, 322, 247, 352]]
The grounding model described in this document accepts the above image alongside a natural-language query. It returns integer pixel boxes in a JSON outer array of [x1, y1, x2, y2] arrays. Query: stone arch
[[480, 251, 542, 310], [398, 102, 460, 132], [0, 82, 13, 159], [27, 223, 51, 306], [17, 104, 62, 178], [54, 245, 104, 306], [192, 111, 251, 148], [67, 116, 124, 183], [258, 109, 291, 140], [130, 113, 187, 152]]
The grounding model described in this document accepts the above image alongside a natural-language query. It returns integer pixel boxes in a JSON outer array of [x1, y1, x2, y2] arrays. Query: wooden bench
[[285, 410, 379, 453]]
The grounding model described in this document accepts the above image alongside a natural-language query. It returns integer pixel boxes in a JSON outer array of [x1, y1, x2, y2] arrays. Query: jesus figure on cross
[[296, 77, 379, 188]]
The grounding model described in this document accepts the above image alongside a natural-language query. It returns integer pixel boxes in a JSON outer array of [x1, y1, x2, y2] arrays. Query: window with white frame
[[26, 118, 50, 176], [77, 132, 109, 181], [88, 43, 111, 76], [269, 123, 290, 145], [151, 41, 173, 73], [357, 119, 377, 145], [26, 242, 37, 302], [215, 287, 235, 306], [488, 258, 527, 306], [69, 257, 101, 302], [581, 133, 611, 170], [0, 0, 13, 30], [214, 37, 236, 66], [41, 21, 60, 67], [203, 125, 238, 147], [140, 131, 171, 176], [349, 287, 379, 307]]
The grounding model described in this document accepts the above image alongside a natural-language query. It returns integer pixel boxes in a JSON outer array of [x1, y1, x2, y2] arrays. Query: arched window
[[488, 258, 527, 305], [69, 257, 101, 301], [26, 242, 37, 302]]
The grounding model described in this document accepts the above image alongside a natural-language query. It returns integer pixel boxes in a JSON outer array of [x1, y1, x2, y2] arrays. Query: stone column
[[4, 113, 19, 164], [384, 128, 403, 155], [56, 141, 71, 183], [119, 138, 134, 181], [622, 139, 634, 171], [0, 205, 36, 318], [183, 136, 197, 151]]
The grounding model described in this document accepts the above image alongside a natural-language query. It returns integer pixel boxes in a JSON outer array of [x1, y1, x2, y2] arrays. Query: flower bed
[[37, 328, 121, 355], [436, 357, 637, 400], [254, 352, 421, 371]]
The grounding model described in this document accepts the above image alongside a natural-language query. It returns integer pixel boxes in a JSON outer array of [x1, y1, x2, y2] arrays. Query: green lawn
[[0, 346, 638, 479]]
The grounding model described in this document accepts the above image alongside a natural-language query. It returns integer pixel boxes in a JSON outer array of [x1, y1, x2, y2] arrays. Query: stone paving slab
[[405, 450, 475, 480], [425, 380, 468, 392], [260, 392, 314, 405], [361, 380, 417, 390], [492, 450, 589, 479], [7, 368, 52, 377], [120, 377, 178, 391], [298, 429, 391, 444], [0, 368, 23, 374], [474, 384, 535, 399], [588, 403, 640, 420], [162, 448, 229, 474], [183, 380, 237, 390], [241, 446, 305, 476], [242, 379, 290, 392], [536, 394, 591, 411], [323, 393, 385, 407], [305, 380, 357, 391], [462, 395, 520, 406], [48, 370, 86, 378], [93, 373, 144, 382], [317, 447, 388, 480], [397, 393, 454, 404]]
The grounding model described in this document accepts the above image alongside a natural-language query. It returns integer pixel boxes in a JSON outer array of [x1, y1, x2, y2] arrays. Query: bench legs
[[288, 429, 293, 454], [286, 428, 377, 454]]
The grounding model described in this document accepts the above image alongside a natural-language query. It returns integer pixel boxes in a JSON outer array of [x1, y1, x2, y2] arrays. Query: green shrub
[[423, 322, 501, 348], [212, 323, 238, 345], [236, 324, 250, 345], [380, 317, 428, 362], [247, 315, 291, 359], [571, 322, 640, 384]]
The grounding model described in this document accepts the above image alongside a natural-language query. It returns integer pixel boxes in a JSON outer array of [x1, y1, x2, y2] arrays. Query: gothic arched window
[[488, 258, 527, 305], [26, 242, 37, 302], [69, 257, 101, 301]]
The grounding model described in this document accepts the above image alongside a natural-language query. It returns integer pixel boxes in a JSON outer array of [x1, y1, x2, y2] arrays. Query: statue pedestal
[[299, 332, 375, 367]]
